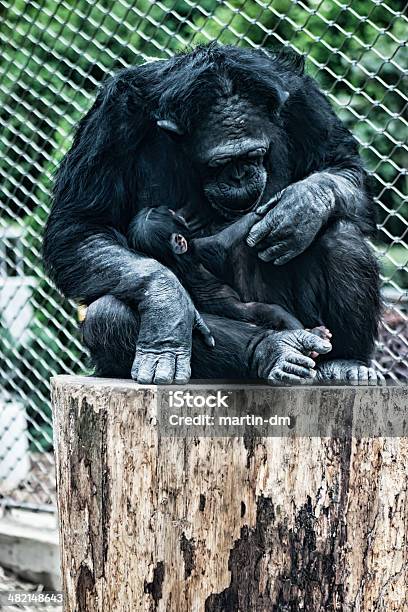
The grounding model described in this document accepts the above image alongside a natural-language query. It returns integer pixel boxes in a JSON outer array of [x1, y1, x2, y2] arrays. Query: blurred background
[[0, 0, 407, 522]]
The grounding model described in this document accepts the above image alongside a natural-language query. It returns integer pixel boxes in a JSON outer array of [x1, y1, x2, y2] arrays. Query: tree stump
[[51, 376, 408, 611]]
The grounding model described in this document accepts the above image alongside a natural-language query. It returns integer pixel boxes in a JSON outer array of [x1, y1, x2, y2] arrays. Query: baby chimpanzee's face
[[167, 209, 189, 255]]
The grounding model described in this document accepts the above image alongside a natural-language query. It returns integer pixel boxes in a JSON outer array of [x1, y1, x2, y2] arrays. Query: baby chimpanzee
[[128, 207, 331, 351]]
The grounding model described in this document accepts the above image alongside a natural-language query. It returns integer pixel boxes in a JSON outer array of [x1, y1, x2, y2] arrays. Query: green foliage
[[1, 0, 405, 232], [378, 243, 408, 290]]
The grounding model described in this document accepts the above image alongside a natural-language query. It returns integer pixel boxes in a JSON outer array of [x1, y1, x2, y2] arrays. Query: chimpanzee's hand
[[131, 268, 214, 384], [247, 176, 335, 265], [252, 329, 332, 384]]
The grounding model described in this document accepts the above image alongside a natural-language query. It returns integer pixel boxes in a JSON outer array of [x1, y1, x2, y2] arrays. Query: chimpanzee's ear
[[270, 83, 290, 114], [277, 88, 290, 106], [157, 119, 184, 136]]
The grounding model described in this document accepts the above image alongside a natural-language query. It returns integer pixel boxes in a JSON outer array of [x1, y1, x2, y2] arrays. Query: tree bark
[[51, 376, 408, 612]]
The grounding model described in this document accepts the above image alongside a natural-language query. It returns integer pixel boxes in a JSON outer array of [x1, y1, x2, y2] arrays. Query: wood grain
[[51, 377, 408, 611]]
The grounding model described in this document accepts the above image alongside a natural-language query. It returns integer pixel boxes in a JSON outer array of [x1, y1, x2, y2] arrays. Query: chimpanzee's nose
[[231, 163, 246, 183]]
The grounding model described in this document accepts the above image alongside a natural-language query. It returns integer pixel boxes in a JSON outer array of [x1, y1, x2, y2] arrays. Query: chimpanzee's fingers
[[309, 326, 332, 339], [296, 331, 332, 355], [256, 190, 284, 215], [246, 212, 279, 247], [285, 352, 316, 370], [267, 369, 308, 384], [194, 310, 215, 347], [346, 365, 370, 385], [154, 353, 176, 384], [358, 366, 369, 384], [367, 367, 378, 386], [376, 369, 386, 385], [131, 351, 143, 381], [274, 250, 299, 266], [347, 365, 386, 386], [282, 362, 316, 378], [258, 242, 287, 262], [174, 355, 191, 384], [358, 365, 386, 386], [366, 366, 386, 385], [347, 366, 362, 385], [135, 354, 159, 384]]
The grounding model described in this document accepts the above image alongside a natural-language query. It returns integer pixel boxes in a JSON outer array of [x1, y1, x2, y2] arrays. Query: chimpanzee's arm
[[192, 212, 259, 278], [43, 69, 212, 384], [289, 74, 375, 231], [247, 74, 375, 265], [44, 69, 154, 303]]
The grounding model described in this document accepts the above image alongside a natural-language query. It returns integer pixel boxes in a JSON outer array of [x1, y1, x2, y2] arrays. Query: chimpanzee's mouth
[[206, 185, 266, 219]]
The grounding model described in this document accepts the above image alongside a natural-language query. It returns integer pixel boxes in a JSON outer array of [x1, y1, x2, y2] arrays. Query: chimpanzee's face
[[191, 96, 272, 218]]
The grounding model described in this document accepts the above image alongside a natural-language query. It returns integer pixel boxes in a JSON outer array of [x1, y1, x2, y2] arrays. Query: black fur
[[127, 206, 304, 331], [43, 44, 381, 380]]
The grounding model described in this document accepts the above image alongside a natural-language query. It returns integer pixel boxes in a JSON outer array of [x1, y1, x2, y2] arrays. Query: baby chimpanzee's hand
[[306, 326, 332, 359]]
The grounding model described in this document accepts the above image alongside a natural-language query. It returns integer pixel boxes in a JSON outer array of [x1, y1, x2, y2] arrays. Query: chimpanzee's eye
[[208, 157, 232, 168]]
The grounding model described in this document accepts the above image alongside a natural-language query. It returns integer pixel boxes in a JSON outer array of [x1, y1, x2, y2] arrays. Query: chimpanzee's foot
[[317, 359, 386, 385], [307, 326, 332, 359], [253, 329, 332, 385]]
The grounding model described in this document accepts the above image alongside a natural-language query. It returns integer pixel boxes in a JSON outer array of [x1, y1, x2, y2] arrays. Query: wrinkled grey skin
[[247, 176, 334, 264], [247, 172, 360, 265], [252, 329, 333, 384], [316, 360, 385, 385], [244, 172, 386, 384], [131, 267, 214, 384], [193, 96, 271, 217]]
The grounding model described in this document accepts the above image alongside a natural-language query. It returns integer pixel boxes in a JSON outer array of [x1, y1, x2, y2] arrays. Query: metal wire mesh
[[0, 0, 407, 509]]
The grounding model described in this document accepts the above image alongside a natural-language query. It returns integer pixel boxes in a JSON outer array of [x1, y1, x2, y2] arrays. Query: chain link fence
[[0, 0, 407, 510]]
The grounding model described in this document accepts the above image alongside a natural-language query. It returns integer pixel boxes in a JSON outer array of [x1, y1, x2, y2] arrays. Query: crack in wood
[[144, 561, 165, 607], [180, 532, 196, 579]]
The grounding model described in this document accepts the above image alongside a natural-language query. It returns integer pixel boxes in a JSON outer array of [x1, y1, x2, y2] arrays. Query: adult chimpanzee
[[43, 44, 383, 385]]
